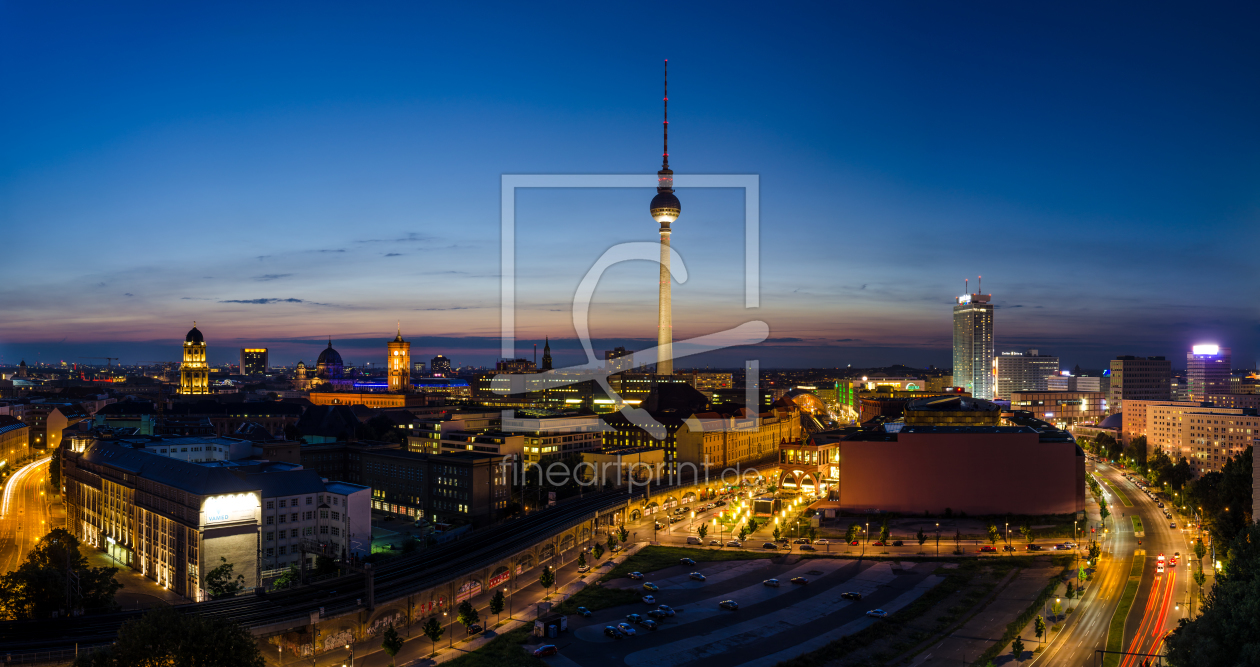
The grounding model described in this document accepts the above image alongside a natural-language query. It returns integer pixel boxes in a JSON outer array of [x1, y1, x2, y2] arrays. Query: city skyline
[[2, 4, 1258, 369]]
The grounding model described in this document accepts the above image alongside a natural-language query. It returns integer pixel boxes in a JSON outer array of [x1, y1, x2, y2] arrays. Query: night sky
[[2, 2, 1257, 370]]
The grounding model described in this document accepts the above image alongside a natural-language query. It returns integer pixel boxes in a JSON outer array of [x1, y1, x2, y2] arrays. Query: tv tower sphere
[[651, 190, 680, 224]]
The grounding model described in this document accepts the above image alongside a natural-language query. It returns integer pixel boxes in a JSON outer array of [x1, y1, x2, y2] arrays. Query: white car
[[616, 622, 637, 636], [866, 609, 889, 618], [763, 578, 781, 587], [642, 595, 656, 604], [577, 564, 590, 573], [815, 539, 831, 545]]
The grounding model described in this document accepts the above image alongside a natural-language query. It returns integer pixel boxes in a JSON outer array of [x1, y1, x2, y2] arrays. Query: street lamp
[[444, 611, 452, 648], [935, 522, 940, 557]]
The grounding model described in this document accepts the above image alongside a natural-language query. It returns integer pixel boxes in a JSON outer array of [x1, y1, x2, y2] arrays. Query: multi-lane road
[[0, 457, 53, 574], [1035, 458, 1195, 666]]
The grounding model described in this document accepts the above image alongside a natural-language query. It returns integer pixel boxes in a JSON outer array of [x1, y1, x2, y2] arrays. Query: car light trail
[[1, 457, 50, 519]]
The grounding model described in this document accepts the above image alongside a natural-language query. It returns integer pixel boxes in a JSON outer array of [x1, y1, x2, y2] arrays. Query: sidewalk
[[80, 546, 189, 610]]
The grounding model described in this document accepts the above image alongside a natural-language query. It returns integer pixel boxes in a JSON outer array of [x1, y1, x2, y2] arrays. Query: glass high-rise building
[[995, 349, 1059, 399], [1187, 344, 1231, 402], [953, 292, 994, 400]]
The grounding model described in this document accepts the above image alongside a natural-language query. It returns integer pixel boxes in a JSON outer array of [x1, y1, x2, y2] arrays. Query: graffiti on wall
[[456, 579, 482, 603], [415, 597, 445, 615], [488, 566, 510, 589], [366, 611, 406, 638], [323, 627, 355, 652]]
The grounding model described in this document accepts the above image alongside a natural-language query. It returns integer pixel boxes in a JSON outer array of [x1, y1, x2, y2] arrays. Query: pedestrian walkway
[[80, 546, 188, 610]]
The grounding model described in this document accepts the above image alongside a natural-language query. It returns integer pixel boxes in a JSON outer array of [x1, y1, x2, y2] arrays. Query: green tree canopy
[[0, 528, 120, 620], [204, 557, 246, 599], [1184, 447, 1252, 546], [71, 606, 264, 667], [422, 616, 444, 654], [382, 625, 404, 666], [1166, 521, 1260, 665]]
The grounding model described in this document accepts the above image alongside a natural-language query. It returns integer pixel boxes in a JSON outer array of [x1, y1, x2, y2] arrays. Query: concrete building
[[1010, 390, 1107, 427], [952, 289, 995, 400], [1133, 401, 1260, 476], [251, 469, 370, 573], [309, 391, 435, 409], [579, 445, 667, 487], [406, 410, 503, 454], [500, 413, 606, 464], [834, 425, 1085, 516], [22, 402, 89, 450], [239, 348, 269, 376], [903, 395, 1003, 427], [1047, 375, 1102, 392], [995, 350, 1059, 400], [1108, 356, 1172, 414], [0, 415, 31, 463], [674, 401, 803, 471], [1187, 345, 1231, 402]]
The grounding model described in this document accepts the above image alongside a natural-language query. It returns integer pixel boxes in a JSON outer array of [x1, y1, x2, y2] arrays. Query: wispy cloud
[[220, 298, 308, 305], [255, 274, 293, 282], [385, 253, 404, 257], [355, 232, 436, 244]]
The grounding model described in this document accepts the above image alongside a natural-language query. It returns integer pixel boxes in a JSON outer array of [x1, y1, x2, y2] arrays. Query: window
[[290, 529, 299, 538], [266, 501, 274, 510], [304, 512, 313, 521], [306, 497, 313, 505], [278, 546, 287, 555], [320, 525, 329, 534], [331, 511, 340, 521], [331, 527, 340, 537], [291, 513, 298, 522], [266, 532, 274, 541], [266, 548, 274, 557], [266, 516, 274, 525], [278, 514, 286, 524], [279, 499, 286, 508], [320, 510, 329, 519]]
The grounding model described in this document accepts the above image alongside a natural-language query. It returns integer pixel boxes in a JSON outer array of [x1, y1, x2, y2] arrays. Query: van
[[686, 536, 702, 545]]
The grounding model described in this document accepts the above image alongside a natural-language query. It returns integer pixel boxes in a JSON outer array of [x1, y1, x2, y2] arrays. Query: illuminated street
[[0, 457, 53, 574]]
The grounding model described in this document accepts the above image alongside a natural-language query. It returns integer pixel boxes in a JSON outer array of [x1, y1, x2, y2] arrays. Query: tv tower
[[650, 59, 681, 375]]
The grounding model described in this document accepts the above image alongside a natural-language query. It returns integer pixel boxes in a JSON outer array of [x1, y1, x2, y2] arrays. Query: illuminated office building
[[952, 285, 994, 400], [995, 350, 1058, 399], [239, 348, 268, 376], [1187, 344, 1231, 402]]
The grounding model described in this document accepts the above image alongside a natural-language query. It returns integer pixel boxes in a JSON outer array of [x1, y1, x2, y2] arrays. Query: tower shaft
[[657, 228, 673, 375]]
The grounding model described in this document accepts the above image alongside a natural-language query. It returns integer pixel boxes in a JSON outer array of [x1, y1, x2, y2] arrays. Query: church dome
[[185, 325, 204, 344], [317, 341, 343, 367]]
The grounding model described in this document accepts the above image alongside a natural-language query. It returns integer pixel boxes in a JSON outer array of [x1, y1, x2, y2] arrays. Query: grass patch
[[1103, 480, 1133, 507], [442, 626, 541, 667], [600, 545, 775, 582], [1131, 515, 1143, 534], [1103, 555, 1145, 667], [552, 585, 642, 614]]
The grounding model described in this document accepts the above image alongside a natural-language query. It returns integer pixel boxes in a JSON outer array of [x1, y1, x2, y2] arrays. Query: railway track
[[0, 491, 629, 653]]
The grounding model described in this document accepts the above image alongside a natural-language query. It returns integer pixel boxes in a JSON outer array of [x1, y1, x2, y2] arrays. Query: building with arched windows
[[388, 325, 411, 392], [179, 323, 210, 395]]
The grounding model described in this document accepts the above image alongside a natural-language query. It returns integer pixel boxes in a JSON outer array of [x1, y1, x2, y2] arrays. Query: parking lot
[[540, 556, 945, 667]]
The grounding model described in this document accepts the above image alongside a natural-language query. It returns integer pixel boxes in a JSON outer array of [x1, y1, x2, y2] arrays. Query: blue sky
[[1, 2, 1257, 370]]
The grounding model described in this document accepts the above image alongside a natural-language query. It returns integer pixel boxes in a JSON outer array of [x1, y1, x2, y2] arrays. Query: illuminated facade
[[179, 323, 210, 395], [1187, 344, 1231, 402], [952, 288, 994, 399], [388, 325, 411, 392], [1108, 355, 1171, 414], [239, 348, 268, 376], [995, 350, 1058, 400]]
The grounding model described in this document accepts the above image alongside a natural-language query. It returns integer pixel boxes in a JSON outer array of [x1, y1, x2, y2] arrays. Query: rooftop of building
[[242, 468, 329, 498], [0, 415, 28, 435], [79, 442, 258, 496], [904, 395, 1002, 413], [584, 445, 666, 456]]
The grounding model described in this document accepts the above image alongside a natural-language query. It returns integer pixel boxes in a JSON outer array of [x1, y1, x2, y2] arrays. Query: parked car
[[709, 540, 721, 546], [719, 600, 740, 610], [866, 609, 889, 618], [647, 609, 668, 619], [640, 619, 659, 630], [669, 516, 684, 524], [727, 540, 742, 547], [815, 539, 831, 545], [656, 605, 675, 616], [468, 624, 483, 635], [1003, 545, 1016, 552], [576, 607, 592, 617], [714, 500, 726, 506], [850, 540, 860, 546], [617, 623, 637, 636], [790, 577, 809, 585], [626, 613, 643, 624], [892, 540, 904, 547], [872, 541, 886, 547], [689, 572, 706, 581], [1170, 522, 1177, 529], [628, 572, 645, 580], [611, 545, 623, 552], [763, 578, 781, 587], [534, 644, 560, 657], [763, 542, 778, 549], [799, 544, 816, 551], [794, 538, 811, 544], [841, 591, 863, 600], [979, 546, 997, 553], [603, 626, 623, 640], [674, 508, 686, 515], [679, 558, 696, 565], [642, 595, 656, 604], [643, 582, 659, 591], [655, 522, 664, 530], [1026, 544, 1042, 551], [577, 564, 590, 573]]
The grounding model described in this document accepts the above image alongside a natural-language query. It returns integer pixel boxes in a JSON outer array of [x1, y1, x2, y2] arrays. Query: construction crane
[[78, 356, 119, 369]]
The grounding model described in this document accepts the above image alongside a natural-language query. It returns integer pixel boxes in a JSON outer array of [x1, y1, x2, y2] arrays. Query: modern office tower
[[650, 60, 681, 375], [1108, 355, 1171, 413], [604, 347, 636, 372], [179, 322, 210, 395], [995, 349, 1058, 399], [239, 348, 268, 376], [952, 284, 994, 400], [387, 325, 411, 392], [1046, 374, 1101, 392], [1187, 344, 1231, 402], [431, 355, 452, 377], [412, 361, 426, 373]]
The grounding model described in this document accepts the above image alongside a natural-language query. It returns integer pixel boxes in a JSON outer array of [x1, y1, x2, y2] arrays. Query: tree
[[746, 518, 759, 535], [1011, 636, 1024, 662], [1034, 615, 1045, 646], [1166, 522, 1260, 665], [772, 527, 782, 542], [846, 524, 861, 544], [422, 616, 444, 656], [1051, 599, 1062, 618], [617, 525, 629, 542], [490, 590, 505, 623], [49, 449, 61, 489], [878, 521, 890, 545], [314, 555, 339, 576], [1194, 539, 1207, 562], [204, 556, 245, 599], [0, 528, 121, 620], [987, 524, 1001, 547], [807, 527, 817, 542], [916, 528, 928, 551], [1125, 435, 1149, 471], [1184, 448, 1253, 546], [577, 552, 587, 569], [381, 625, 404, 667], [272, 566, 300, 590], [1169, 457, 1195, 491], [592, 544, 604, 560], [954, 529, 963, 553], [71, 605, 264, 667], [457, 599, 480, 631], [539, 566, 556, 595], [1147, 449, 1174, 486], [606, 533, 618, 552], [698, 523, 708, 540], [1020, 523, 1034, 544]]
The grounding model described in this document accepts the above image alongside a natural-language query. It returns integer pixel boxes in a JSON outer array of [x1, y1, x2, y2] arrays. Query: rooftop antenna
[[663, 59, 669, 173], [978, 275, 982, 294], [965, 278, 969, 295]]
